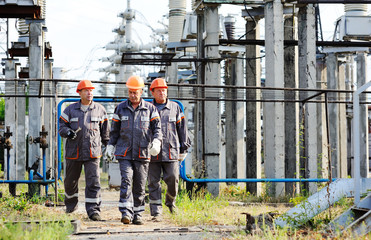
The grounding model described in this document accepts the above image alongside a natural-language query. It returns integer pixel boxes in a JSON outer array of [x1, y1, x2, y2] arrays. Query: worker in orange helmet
[[106, 76, 162, 225], [148, 78, 191, 221], [59, 80, 110, 221]]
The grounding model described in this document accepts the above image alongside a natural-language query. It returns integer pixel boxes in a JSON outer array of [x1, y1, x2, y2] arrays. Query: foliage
[[0, 97, 4, 121], [0, 185, 74, 239]]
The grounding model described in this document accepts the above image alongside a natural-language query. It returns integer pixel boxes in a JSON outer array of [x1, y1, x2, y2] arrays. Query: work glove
[[105, 145, 115, 159], [178, 153, 187, 162], [67, 129, 77, 140], [149, 139, 161, 156]]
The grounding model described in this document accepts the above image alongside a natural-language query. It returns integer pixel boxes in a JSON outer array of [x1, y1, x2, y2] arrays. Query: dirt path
[[66, 188, 235, 240]]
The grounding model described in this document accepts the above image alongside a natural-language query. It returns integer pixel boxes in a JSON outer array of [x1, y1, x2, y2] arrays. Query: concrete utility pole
[[245, 17, 261, 195], [284, 15, 299, 195], [338, 60, 347, 178], [194, 11, 205, 180], [298, 4, 318, 194], [28, 20, 44, 174], [204, 5, 221, 196], [264, 0, 285, 197], [225, 53, 245, 181], [4, 59, 18, 180], [44, 59, 54, 176], [356, 52, 369, 178], [327, 52, 340, 178], [316, 55, 328, 179]]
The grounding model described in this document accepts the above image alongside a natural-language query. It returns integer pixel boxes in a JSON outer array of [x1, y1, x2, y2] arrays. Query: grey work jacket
[[151, 100, 191, 162], [59, 101, 110, 161], [108, 99, 162, 162]]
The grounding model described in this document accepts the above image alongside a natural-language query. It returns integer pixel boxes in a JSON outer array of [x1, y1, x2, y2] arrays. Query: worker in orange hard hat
[[106, 75, 162, 225], [59, 79, 110, 221], [148, 78, 191, 221]]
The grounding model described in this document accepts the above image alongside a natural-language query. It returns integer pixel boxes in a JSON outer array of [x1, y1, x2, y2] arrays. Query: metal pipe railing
[[179, 160, 334, 183]]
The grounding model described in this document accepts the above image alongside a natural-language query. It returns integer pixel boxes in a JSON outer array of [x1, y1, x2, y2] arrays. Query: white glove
[[149, 139, 161, 156], [105, 145, 115, 159], [178, 153, 187, 161]]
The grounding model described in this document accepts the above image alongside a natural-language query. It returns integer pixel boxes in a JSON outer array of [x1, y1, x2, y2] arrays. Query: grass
[[0, 185, 74, 239]]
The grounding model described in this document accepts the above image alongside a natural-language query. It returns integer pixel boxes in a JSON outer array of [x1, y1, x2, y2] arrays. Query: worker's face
[[128, 88, 143, 104], [79, 89, 93, 103], [151, 88, 167, 104]]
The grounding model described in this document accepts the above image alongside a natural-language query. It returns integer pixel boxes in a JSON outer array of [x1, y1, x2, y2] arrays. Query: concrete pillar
[[28, 21, 44, 170], [298, 4, 318, 194], [338, 61, 347, 178], [225, 53, 245, 181], [264, 0, 285, 197], [16, 66, 26, 181], [327, 53, 340, 178], [44, 59, 54, 178], [194, 12, 205, 180], [284, 16, 299, 196], [245, 18, 262, 195], [316, 55, 328, 179], [204, 5, 221, 195], [355, 52, 369, 178], [4, 59, 18, 180]]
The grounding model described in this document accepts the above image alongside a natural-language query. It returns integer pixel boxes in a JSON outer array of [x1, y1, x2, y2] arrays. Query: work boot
[[89, 213, 102, 221], [132, 215, 143, 225], [152, 214, 162, 222], [121, 215, 131, 224], [65, 206, 77, 214]]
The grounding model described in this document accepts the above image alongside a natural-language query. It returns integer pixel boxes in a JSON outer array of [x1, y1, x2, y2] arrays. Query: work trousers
[[64, 159, 101, 217], [148, 161, 179, 216], [118, 159, 149, 219]]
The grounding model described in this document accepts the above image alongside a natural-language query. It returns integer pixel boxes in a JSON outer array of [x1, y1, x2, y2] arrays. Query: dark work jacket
[[59, 101, 110, 161], [109, 99, 162, 162], [150, 99, 191, 162]]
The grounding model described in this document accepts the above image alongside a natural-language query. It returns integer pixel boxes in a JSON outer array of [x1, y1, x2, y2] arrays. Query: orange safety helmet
[[126, 75, 145, 90], [76, 80, 95, 93], [150, 78, 168, 91]]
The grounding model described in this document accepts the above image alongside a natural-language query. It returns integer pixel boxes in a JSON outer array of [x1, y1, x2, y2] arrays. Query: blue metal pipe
[[42, 148, 46, 182], [0, 180, 55, 184], [6, 148, 10, 180], [179, 160, 334, 183]]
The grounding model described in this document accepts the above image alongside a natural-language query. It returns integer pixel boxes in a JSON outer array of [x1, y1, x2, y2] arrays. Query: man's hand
[[105, 145, 115, 159], [178, 153, 187, 161], [149, 139, 161, 156], [67, 129, 77, 140]]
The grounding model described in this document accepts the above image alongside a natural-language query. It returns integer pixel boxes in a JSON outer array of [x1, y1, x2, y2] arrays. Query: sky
[[5, 1, 366, 81]]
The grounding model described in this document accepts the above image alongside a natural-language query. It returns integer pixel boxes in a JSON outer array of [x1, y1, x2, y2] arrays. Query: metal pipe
[[6, 148, 10, 180], [179, 160, 334, 183]]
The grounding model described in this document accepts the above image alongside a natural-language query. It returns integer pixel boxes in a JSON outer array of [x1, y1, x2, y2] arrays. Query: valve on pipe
[[0, 126, 13, 150], [28, 125, 48, 149]]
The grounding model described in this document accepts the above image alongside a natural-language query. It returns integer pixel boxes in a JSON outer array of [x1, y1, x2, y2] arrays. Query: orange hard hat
[[76, 80, 95, 93], [150, 78, 168, 91], [126, 75, 145, 90]]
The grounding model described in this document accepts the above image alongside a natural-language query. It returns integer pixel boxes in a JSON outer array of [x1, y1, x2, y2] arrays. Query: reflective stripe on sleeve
[[61, 112, 69, 122], [70, 117, 78, 122], [150, 111, 159, 120], [65, 192, 79, 199], [177, 112, 185, 123], [112, 114, 120, 122]]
